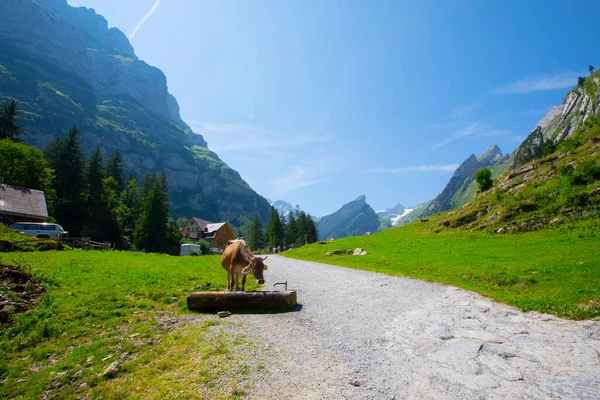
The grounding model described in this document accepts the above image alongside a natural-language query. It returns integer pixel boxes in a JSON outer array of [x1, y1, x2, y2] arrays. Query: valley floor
[[234, 255, 599, 399]]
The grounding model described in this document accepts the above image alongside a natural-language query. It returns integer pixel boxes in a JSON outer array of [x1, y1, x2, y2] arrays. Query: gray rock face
[[477, 144, 504, 165], [0, 0, 269, 222], [512, 126, 545, 168], [511, 76, 600, 166], [0, 0, 163, 111], [36, 0, 136, 58], [536, 105, 563, 131]]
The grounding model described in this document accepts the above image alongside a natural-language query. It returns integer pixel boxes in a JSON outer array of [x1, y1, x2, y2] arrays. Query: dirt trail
[[227, 255, 600, 399]]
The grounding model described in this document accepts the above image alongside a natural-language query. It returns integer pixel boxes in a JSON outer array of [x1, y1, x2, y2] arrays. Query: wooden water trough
[[187, 283, 297, 312]]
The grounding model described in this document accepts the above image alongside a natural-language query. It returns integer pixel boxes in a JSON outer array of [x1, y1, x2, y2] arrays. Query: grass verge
[[0, 250, 261, 399]]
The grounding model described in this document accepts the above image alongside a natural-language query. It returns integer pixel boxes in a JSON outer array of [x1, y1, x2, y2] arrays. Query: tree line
[[244, 207, 318, 252], [0, 100, 181, 252]]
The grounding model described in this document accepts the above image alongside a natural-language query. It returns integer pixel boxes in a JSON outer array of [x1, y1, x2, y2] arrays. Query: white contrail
[[129, 0, 163, 41]]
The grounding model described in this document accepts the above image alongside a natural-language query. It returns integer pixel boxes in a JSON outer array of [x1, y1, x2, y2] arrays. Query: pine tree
[[44, 134, 66, 170], [279, 211, 287, 244], [306, 213, 318, 243], [0, 100, 23, 142], [133, 173, 178, 253], [295, 211, 318, 246], [82, 147, 119, 242], [106, 151, 125, 193], [266, 206, 284, 249], [49, 127, 86, 236], [101, 176, 124, 247], [86, 147, 105, 202], [118, 174, 140, 249], [589, 65, 596, 75], [284, 210, 297, 247], [247, 213, 265, 251]]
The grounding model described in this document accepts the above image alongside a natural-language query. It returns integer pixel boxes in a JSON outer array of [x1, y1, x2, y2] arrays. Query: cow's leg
[[233, 270, 240, 291], [241, 274, 247, 292], [226, 271, 232, 291]]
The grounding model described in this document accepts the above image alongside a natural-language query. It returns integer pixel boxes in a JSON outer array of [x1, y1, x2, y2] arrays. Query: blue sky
[[68, 0, 598, 217]]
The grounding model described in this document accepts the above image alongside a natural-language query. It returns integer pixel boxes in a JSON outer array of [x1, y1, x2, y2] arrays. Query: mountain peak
[[477, 144, 503, 164], [317, 195, 379, 240]]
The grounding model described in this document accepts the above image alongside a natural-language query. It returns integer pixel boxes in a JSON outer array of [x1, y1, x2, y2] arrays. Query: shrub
[[572, 160, 600, 186], [475, 168, 493, 192], [197, 239, 211, 255]]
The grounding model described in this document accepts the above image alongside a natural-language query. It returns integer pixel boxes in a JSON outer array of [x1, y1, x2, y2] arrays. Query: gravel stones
[[232, 256, 600, 399]]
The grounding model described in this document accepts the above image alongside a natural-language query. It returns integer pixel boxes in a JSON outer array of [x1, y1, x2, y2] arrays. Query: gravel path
[[226, 255, 600, 399]]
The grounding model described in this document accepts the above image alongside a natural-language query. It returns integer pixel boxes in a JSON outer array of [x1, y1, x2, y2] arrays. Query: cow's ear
[[263, 264, 268, 270]]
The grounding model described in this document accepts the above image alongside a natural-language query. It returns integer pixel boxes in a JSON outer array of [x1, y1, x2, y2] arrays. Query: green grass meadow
[[284, 215, 600, 320], [0, 250, 260, 399]]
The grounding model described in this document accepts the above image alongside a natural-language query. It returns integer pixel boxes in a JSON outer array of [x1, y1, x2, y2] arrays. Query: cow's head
[[242, 256, 268, 284]]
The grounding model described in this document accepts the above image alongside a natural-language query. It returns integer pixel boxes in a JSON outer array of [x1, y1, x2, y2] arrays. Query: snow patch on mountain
[[376, 204, 414, 226], [391, 208, 414, 225]]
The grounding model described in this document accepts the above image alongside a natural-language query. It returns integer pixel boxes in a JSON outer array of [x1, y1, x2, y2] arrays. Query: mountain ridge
[[395, 144, 507, 226], [316, 195, 382, 240], [395, 71, 600, 227]]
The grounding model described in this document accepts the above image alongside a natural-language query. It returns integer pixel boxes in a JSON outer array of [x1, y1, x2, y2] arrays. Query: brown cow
[[221, 239, 268, 291]]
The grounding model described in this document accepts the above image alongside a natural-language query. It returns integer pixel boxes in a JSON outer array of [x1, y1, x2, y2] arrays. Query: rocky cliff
[[0, 0, 270, 222], [512, 73, 600, 167], [316, 195, 382, 240]]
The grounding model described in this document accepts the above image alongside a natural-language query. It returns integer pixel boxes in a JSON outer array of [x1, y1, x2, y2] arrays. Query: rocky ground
[[224, 255, 600, 400], [0, 264, 45, 323]]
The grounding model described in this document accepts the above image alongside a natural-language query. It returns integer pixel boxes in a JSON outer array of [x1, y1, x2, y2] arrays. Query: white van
[[10, 222, 68, 239], [180, 243, 201, 256]]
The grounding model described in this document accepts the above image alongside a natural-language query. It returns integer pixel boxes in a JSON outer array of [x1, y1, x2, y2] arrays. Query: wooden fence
[[10, 237, 114, 251]]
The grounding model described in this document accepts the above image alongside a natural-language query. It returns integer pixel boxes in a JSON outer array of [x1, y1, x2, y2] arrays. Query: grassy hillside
[[285, 115, 600, 320], [441, 114, 600, 234], [0, 249, 260, 399]]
